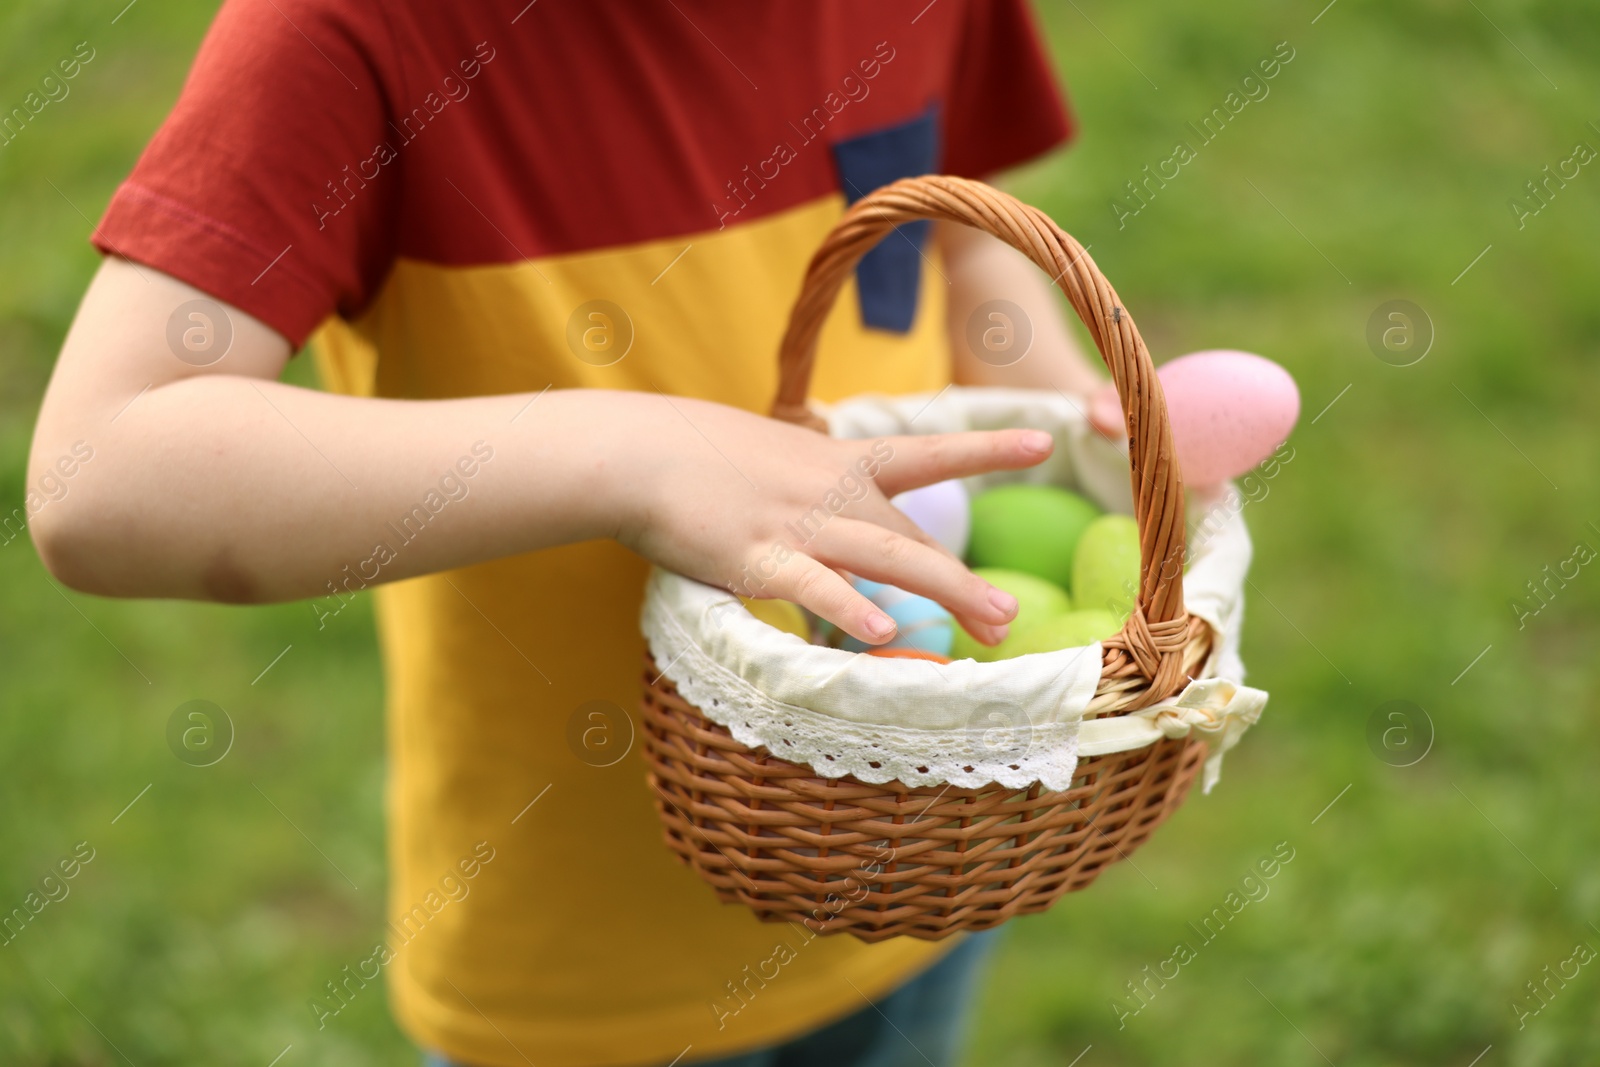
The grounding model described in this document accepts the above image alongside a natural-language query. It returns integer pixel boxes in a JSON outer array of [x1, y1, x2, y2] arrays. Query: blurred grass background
[[2, 0, 1597, 1064]]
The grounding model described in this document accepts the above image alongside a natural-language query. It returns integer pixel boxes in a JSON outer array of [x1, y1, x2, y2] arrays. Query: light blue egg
[[840, 578, 954, 655]]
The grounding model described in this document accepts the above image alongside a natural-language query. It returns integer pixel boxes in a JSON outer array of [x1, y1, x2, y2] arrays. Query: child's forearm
[[26, 260, 637, 602], [34, 373, 650, 602], [941, 222, 1106, 396]]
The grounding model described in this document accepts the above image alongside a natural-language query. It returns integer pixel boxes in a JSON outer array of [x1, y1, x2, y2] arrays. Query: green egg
[[949, 626, 986, 662], [974, 568, 1072, 619], [950, 568, 1072, 661], [999, 609, 1123, 658], [968, 485, 1102, 589], [1070, 514, 1142, 623]]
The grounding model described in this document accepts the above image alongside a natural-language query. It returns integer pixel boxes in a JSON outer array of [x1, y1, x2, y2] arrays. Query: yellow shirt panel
[[311, 193, 955, 1067]]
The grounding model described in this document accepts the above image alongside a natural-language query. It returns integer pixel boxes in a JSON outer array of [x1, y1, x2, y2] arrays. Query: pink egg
[[1160, 350, 1299, 486], [1090, 350, 1299, 488]]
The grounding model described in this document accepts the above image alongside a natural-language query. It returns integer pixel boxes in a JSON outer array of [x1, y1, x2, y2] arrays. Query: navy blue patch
[[831, 106, 941, 333]]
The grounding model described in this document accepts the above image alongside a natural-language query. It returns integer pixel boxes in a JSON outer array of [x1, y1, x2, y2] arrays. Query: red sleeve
[[92, 0, 397, 347], [942, 0, 1075, 179]]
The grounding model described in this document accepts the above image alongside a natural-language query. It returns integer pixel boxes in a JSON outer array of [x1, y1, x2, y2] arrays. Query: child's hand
[[612, 396, 1052, 647]]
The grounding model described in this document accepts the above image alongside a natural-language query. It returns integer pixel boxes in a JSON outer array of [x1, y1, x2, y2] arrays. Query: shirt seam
[[109, 180, 329, 299]]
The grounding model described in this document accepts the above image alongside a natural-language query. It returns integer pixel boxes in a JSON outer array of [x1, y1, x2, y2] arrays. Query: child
[[29, 2, 1101, 1064]]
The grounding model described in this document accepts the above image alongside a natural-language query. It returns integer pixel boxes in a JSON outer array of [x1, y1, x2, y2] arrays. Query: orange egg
[[865, 647, 953, 664]]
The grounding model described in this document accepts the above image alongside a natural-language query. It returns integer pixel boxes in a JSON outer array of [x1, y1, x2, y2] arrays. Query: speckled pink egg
[[1157, 350, 1299, 486], [1093, 351, 1301, 485]]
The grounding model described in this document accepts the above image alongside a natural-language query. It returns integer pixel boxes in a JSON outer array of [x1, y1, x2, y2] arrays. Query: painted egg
[[1071, 514, 1142, 623], [865, 648, 953, 663], [839, 578, 954, 656], [1091, 350, 1299, 488], [950, 567, 1072, 662], [1000, 609, 1123, 658], [967, 484, 1102, 589], [892, 479, 971, 557], [740, 597, 812, 641]]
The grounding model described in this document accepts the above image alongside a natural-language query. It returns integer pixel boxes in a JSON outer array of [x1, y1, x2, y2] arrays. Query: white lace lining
[[643, 584, 1086, 789]]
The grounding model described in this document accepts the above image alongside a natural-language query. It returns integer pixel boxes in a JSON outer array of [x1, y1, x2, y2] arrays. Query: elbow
[[28, 503, 118, 596], [32, 500, 269, 605], [25, 432, 116, 593]]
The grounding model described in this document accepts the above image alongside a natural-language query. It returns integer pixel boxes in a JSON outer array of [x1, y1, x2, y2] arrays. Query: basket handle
[[771, 175, 1194, 708]]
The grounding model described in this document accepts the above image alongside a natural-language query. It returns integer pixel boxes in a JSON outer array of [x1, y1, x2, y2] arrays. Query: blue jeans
[[423, 928, 997, 1067]]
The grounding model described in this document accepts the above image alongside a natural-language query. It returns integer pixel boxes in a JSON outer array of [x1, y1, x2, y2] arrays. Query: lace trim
[[644, 596, 1083, 791]]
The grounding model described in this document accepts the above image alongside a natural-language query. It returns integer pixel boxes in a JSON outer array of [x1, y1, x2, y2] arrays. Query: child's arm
[[28, 257, 1044, 646], [941, 222, 1107, 397]]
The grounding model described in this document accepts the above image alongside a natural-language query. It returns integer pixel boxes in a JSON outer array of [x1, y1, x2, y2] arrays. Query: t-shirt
[[94, 2, 1071, 1064]]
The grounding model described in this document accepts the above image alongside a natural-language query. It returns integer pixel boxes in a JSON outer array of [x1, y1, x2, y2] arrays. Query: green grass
[[3, 0, 1598, 1064]]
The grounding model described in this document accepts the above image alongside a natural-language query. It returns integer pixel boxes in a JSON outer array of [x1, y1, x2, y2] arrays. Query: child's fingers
[[860, 496, 961, 562], [855, 497, 1016, 642], [870, 428, 1053, 498], [760, 554, 901, 646], [810, 519, 1015, 643]]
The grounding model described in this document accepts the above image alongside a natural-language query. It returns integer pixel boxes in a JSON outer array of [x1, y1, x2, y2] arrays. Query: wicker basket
[[640, 175, 1214, 942]]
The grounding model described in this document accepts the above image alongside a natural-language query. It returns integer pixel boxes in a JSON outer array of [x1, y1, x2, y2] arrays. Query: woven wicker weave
[[640, 175, 1213, 941]]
